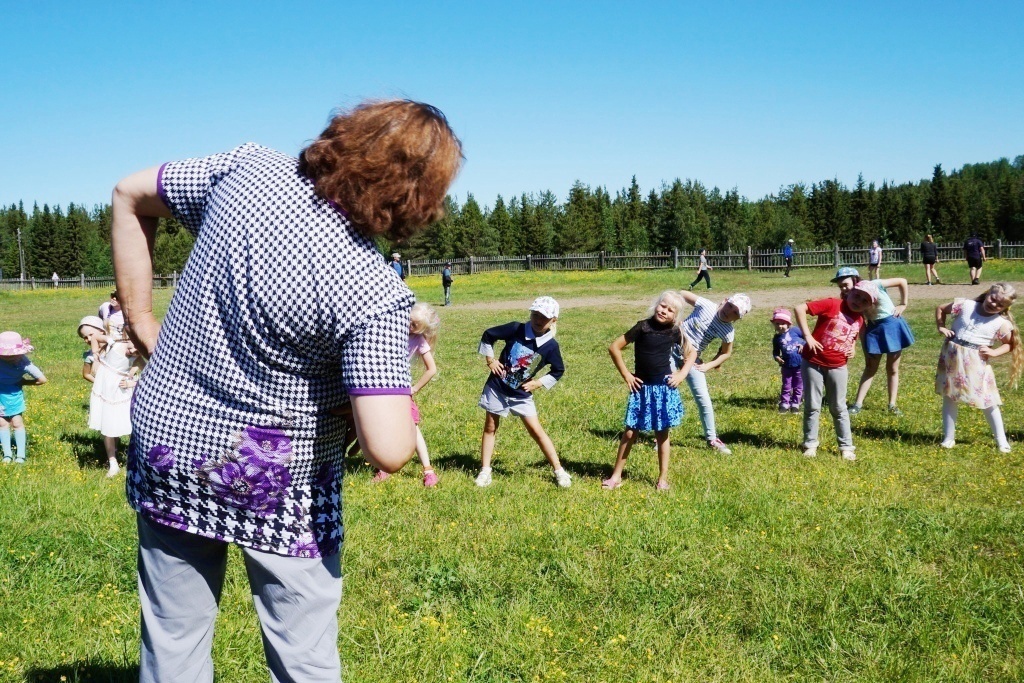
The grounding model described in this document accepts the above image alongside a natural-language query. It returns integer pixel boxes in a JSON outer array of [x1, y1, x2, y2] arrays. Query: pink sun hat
[[770, 307, 792, 324], [0, 331, 34, 356]]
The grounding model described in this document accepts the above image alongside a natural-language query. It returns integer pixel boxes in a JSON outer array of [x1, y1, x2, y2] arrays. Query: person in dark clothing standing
[[920, 234, 940, 285], [783, 239, 794, 277], [687, 248, 712, 290], [964, 234, 985, 285], [441, 262, 453, 305]]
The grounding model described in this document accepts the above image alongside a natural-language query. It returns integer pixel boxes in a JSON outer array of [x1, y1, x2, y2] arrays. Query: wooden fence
[[0, 273, 180, 291], [407, 241, 1019, 276]]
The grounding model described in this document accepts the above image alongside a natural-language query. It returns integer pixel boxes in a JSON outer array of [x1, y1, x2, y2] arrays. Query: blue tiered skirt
[[863, 315, 915, 355], [624, 380, 684, 432]]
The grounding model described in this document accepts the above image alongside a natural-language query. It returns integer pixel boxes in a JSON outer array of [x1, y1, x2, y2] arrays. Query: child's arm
[[678, 290, 700, 307], [698, 340, 733, 372], [936, 302, 955, 339], [411, 350, 437, 395], [668, 345, 698, 388], [980, 321, 1014, 360], [877, 277, 910, 316], [522, 344, 565, 393], [22, 362, 46, 386], [609, 335, 642, 392], [772, 336, 785, 365], [795, 303, 822, 354], [82, 361, 95, 383], [479, 322, 520, 379]]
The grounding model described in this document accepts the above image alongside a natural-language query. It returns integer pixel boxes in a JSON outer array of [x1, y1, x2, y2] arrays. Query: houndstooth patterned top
[[127, 143, 413, 558]]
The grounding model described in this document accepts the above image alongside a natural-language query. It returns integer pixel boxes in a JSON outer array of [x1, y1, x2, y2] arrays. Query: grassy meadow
[[1, 261, 1023, 682]]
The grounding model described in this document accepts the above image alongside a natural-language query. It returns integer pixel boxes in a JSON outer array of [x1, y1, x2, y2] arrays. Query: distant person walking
[[867, 240, 882, 280], [391, 252, 406, 280], [783, 239, 794, 277], [687, 248, 712, 291], [442, 262, 453, 306], [964, 233, 986, 285], [51, 272, 59, 288], [920, 234, 940, 285]]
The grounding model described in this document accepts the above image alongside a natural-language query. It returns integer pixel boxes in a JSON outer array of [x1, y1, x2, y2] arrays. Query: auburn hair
[[298, 100, 463, 239]]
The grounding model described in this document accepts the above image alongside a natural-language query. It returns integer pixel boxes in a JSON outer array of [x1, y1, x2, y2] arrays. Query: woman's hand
[[937, 326, 955, 340], [624, 373, 644, 392], [486, 357, 506, 379], [126, 316, 161, 359]]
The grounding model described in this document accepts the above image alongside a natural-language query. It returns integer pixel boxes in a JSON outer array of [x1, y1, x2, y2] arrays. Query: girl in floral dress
[[935, 282, 1023, 452], [603, 291, 697, 491]]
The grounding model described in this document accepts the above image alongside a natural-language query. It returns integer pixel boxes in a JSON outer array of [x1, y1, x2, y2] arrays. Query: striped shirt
[[681, 297, 735, 356]]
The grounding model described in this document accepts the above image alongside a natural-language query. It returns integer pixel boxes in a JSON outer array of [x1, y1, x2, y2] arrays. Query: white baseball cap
[[529, 296, 560, 319]]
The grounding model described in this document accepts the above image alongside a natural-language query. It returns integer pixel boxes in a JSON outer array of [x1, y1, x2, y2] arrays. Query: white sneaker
[[940, 440, 955, 449], [802, 446, 817, 458], [998, 443, 1012, 453], [475, 468, 492, 487], [841, 449, 856, 462], [553, 468, 572, 488], [708, 438, 732, 455], [106, 462, 120, 478]]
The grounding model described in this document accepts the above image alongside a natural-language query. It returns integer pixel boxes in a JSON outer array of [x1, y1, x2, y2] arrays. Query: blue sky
[[1, 1, 1021, 211]]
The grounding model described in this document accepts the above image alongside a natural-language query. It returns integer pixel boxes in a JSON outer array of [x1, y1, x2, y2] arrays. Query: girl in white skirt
[[935, 282, 1022, 452]]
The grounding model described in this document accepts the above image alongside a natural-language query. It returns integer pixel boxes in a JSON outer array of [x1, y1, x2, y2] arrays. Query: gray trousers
[[801, 360, 854, 451], [137, 515, 342, 683]]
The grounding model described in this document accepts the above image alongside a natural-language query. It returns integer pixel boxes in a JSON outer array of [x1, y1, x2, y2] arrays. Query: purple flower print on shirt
[[147, 444, 175, 474], [236, 426, 293, 466], [288, 532, 322, 558], [202, 454, 292, 515]]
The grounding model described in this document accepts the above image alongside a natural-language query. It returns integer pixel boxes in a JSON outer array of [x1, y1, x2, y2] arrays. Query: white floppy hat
[[529, 296, 560, 319]]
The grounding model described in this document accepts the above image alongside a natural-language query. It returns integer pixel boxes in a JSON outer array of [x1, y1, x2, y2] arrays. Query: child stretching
[[79, 316, 141, 477], [476, 296, 570, 488], [603, 291, 697, 491], [794, 280, 874, 460], [770, 308, 805, 412], [847, 277, 914, 415], [372, 303, 441, 487], [935, 283, 1022, 452], [0, 331, 47, 464]]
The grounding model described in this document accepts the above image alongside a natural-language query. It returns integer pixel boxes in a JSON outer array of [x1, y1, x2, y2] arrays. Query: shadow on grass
[[25, 662, 137, 682], [60, 431, 112, 470], [543, 457, 613, 480], [718, 395, 779, 410], [854, 424, 939, 445], [717, 429, 791, 449]]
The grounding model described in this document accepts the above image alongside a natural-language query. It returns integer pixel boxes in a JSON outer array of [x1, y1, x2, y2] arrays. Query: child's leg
[[852, 353, 881, 408], [824, 367, 853, 451], [11, 415, 26, 462], [984, 405, 1010, 449], [654, 429, 671, 485], [942, 396, 958, 444], [607, 428, 638, 483], [480, 412, 501, 470], [792, 367, 804, 406], [105, 436, 120, 475], [802, 362, 824, 448], [885, 351, 902, 407], [414, 426, 433, 471], [685, 370, 718, 442], [0, 416, 11, 460], [779, 369, 793, 408], [520, 414, 562, 471]]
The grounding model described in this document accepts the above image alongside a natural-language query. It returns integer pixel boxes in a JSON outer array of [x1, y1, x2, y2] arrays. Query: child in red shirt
[[794, 280, 875, 460]]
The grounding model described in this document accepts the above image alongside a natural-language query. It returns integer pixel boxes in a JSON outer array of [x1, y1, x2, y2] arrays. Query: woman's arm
[[350, 394, 416, 473], [411, 350, 437, 395], [111, 166, 173, 358]]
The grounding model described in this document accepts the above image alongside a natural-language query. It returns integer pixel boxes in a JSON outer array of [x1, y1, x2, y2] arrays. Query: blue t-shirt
[[783, 244, 793, 258], [0, 357, 43, 393], [772, 328, 805, 368]]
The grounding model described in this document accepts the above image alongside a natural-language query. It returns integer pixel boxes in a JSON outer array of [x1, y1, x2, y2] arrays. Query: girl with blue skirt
[[847, 277, 915, 414], [604, 291, 697, 491]]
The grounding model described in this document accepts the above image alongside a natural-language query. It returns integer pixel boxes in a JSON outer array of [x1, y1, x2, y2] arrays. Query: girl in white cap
[[0, 331, 47, 464], [677, 291, 751, 454], [475, 296, 570, 487]]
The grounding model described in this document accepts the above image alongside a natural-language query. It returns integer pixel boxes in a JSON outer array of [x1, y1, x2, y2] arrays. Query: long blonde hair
[[975, 282, 1022, 387], [410, 302, 440, 348], [647, 290, 685, 325]]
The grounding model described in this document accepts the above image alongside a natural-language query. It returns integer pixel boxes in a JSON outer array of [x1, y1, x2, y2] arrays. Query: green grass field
[[1, 262, 1023, 682]]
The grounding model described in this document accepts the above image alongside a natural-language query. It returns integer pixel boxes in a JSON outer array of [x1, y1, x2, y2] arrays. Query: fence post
[[599, 251, 606, 269], [905, 242, 911, 264], [173, 271, 178, 289], [997, 239, 1002, 259], [469, 256, 475, 275], [80, 273, 85, 288], [673, 247, 679, 269], [833, 243, 840, 267], [526, 255, 532, 270], [31, 277, 36, 290], [746, 246, 752, 271]]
